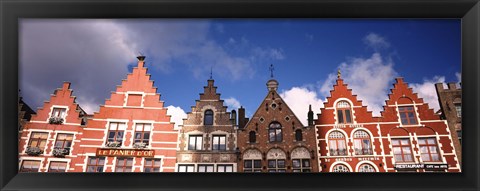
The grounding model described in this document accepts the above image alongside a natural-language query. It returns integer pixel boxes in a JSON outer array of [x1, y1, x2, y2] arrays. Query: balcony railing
[[105, 141, 122, 148], [354, 148, 373, 155], [133, 142, 147, 149], [25, 146, 43, 156], [52, 147, 70, 157], [329, 149, 347, 156], [48, 117, 64, 125]]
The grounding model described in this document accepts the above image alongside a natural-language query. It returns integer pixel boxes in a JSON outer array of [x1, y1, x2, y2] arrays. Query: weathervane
[[210, 66, 213, 80], [337, 69, 341, 79], [269, 64, 275, 78]]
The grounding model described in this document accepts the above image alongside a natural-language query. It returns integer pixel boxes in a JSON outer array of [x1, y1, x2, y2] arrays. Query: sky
[[20, 19, 461, 128]]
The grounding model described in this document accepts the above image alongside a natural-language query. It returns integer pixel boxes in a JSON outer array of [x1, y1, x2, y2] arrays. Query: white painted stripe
[[151, 131, 179, 134], [149, 147, 177, 150], [151, 141, 178, 144], [81, 138, 104, 141], [83, 128, 106, 131]]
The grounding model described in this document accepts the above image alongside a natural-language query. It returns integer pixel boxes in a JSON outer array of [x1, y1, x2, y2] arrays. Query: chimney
[[447, 82, 457, 90], [308, 104, 314, 126], [137, 55, 146, 68], [238, 106, 246, 129], [231, 109, 237, 126]]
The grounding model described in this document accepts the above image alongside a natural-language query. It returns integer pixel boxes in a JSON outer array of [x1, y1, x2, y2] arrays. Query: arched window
[[295, 129, 303, 141], [332, 164, 350, 172], [249, 131, 256, 143], [204, 110, 213, 125], [418, 137, 441, 162], [336, 101, 352, 124], [243, 149, 262, 172], [267, 149, 286, 172], [358, 163, 376, 172], [268, 122, 282, 142], [353, 130, 372, 155], [291, 147, 311, 172], [328, 131, 347, 156]]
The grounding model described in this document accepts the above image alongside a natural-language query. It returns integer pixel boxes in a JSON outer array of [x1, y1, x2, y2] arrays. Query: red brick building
[[236, 77, 318, 172], [69, 56, 178, 172], [18, 82, 88, 172], [176, 79, 238, 172], [316, 75, 461, 172]]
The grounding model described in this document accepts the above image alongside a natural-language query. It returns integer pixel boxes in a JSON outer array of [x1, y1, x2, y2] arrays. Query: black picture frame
[[1, 0, 478, 191]]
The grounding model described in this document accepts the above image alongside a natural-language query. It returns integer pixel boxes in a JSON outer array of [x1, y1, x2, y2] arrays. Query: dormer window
[[204, 110, 213, 125], [336, 101, 352, 124], [106, 122, 126, 147], [398, 106, 418, 125], [49, 107, 66, 124]]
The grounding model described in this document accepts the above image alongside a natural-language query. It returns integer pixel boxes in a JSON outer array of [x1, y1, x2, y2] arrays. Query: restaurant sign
[[96, 148, 155, 157], [395, 163, 448, 170]]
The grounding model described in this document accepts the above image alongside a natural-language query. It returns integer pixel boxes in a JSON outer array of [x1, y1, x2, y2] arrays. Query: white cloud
[[363, 33, 390, 50], [252, 47, 285, 60], [224, 97, 241, 110], [280, 86, 324, 126], [455, 72, 461, 87], [320, 53, 397, 116], [409, 76, 446, 112], [166, 105, 188, 130]]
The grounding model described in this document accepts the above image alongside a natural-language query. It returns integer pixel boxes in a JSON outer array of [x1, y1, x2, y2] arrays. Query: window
[[291, 147, 311, 172], [86, 157, 105, 172], [28, 132, 48, 150], [392, 138, 413, 162], [268, 159, 286, 172], [244, 160, 262, 172], [48, 161, 67, 172], [455, 103, 461, 118], [198, 164, 214, 172], [332, 164, 350, 172], [115, 158, 133, 172], [292, 159, 311, 172], [204, 110, 213, 125], [358, 163, 376, 172], [295, 129, 303, 141], [212, 135, 226, 150], [134, 123, 151, 146], [107, 122, 126, 146], [249, 131, 256, 143], [178, 164, 195, 172], [188, 135, 203, 150], [144, 158, 161, 172], [54, 133, 73, 154], [51, 107, 66, 118], [418, 138, 441, 162], [328, 131, 347, 156], [353, 130, 372, 155], [398, 106, 418, 125], [20, 160, 41, 172], [268, 122, 283, 142], [217, 164, 234, 172], [457, 130, 462, 145], [336, 101, 352, 124]]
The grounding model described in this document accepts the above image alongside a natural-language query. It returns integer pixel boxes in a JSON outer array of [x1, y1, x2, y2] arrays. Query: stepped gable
[[93, 58, 169, 121], [317, 78, 375, 124], [381, 77, 439, 121], [182, 79, 230, 127], [28, 82, 86, 125]]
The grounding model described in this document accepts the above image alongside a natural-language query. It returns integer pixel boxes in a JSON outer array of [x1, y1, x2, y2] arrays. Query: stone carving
[[291, 147, 310, 159], [182, 154, 192, 162], [243, 149, 262, 159], [220, 154, 230, 162], [267, 148, 286, 159], [201, 154, 211, 162]]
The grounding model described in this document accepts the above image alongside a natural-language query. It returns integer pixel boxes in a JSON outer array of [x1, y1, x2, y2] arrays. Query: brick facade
[[316, 77, 460, 172], [236, 79, 319, 172], [435, 82, 462, 164], [175, 79, 238, 172]]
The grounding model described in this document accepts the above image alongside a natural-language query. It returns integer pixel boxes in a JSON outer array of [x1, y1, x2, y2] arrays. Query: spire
[[308, 104, 314, 126], [266, 64, 279, 91], [337, 69, 341, 79]]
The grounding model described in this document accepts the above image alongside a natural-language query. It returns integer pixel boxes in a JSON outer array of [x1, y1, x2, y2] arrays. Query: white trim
[[83, 128, 106, 131], [329, 161, 353, 172], [355, 161, 380, 172], [46, 158, 71, 172], [48, 105, 69, 124], [325, 128, 349, 157], [18, 157, 45, 172]]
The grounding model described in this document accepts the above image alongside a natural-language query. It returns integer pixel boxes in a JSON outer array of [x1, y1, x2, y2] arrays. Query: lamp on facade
[[310, 149, 315, 159]]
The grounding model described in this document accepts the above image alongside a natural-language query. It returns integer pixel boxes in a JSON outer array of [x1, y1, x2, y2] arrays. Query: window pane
[[254, 160, 261, 168], [292, 159, 300, 168], [345, 110, 352, 123], [337, 110, 344, 123], [268, 160, 275, 168], [278, 160, 285, 168], [244, 160, 252, 168], [302, 159, 310, 167]]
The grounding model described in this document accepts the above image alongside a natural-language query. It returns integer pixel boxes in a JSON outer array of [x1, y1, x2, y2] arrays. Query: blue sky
[[20, 19, 461, 128]]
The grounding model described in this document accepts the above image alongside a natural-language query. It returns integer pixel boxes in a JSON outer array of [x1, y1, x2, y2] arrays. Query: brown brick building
[[236, 77, 318, 172], [176, 79, 238, 172], [435, 82, 462, 164], [316, 76, 460, 172]]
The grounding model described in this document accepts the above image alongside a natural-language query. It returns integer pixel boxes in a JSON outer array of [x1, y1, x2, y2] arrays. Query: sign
[[394, 164, 424, 169], [96, 148, 155, 157], [394, 163, 449, 170], [425, 164, 448, 169]]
